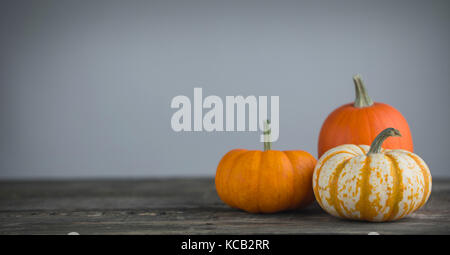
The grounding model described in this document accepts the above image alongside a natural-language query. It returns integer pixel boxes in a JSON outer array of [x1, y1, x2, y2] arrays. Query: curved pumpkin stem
[[367, 128, 402, 155], [353, 74, 374, 108], [263, 119, 272, 151]]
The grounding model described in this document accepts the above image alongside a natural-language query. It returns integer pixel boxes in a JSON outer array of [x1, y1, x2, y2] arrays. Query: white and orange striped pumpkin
[[313, 128, 431, 222]]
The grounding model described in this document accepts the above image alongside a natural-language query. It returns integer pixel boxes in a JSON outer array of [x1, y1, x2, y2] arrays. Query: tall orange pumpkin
[[318, 75, 413, 157], [215, 121, 317, 213]]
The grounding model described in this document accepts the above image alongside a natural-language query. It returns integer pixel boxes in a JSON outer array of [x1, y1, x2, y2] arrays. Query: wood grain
[[0, 178, 449, 234]]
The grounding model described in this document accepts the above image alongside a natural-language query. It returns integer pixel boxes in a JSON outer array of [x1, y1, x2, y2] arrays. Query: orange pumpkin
[[318, 75, 413, 157], [215, 120, 317, 213]]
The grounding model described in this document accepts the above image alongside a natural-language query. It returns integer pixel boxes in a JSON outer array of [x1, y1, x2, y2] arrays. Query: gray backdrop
[[1, 0, 449, 179]]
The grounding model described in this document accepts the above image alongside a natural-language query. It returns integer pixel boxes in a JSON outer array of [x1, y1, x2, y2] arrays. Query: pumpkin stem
[[367, 128, 402, 155], [263, 119, 272, 151], [353, 74, 374, 108]]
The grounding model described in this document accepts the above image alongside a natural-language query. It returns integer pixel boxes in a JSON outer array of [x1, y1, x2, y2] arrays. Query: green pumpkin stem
[[353, 74, 374, 108], [263, 119, 272, 151], [367, 128, 402, 155]]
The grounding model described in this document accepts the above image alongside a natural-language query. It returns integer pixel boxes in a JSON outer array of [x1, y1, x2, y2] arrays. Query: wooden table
[[0, 178, 449, 235]]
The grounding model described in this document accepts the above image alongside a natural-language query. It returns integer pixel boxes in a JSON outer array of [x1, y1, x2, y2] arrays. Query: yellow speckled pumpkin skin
[[313, 143, 432, 222]]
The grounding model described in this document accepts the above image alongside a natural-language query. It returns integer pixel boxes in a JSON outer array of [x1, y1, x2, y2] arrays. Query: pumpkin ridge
[[382, 154, 398, 221], [216, 149, 247, 209], [363, 107, 373, 147], [257, 150, 284, 213], [337, 107, 355, 146], [276, 151, 293, 212], [304, 153, 317, 207], [255, 150, 264, 213], [246, 150, 266, 212], [227, 150, 253, 210], [398, 153, 417, 217], [304, 154, 317, 207], [329, 158, 350, 218], [246, 151, 263, 213], [405, 152, 431, 210], [384, 153, 403, 221], [291, 151, 317, 209], [282, 151, 298, 210], [314, 150, 345, 208], [356, 156, 372, 220], [336, 107, 357, 149]]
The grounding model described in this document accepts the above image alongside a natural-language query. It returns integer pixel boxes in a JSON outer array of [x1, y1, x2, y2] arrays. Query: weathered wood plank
[[0, 178, 449, 234]]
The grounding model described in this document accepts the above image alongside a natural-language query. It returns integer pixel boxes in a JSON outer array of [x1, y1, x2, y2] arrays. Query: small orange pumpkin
[[318, 75, 413, 157], [215, 120, 317, 213]]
